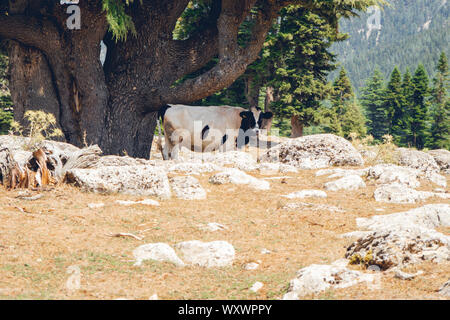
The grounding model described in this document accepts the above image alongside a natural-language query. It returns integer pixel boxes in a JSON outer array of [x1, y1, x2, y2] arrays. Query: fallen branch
[[106, 232, 143, 241], [16, 193, 44, 201]]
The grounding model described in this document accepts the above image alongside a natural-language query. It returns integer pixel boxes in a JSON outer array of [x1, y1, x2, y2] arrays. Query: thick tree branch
[[161, 0, 280, 105], [0, 14, 62, 53], [169, 26, 219, 79]]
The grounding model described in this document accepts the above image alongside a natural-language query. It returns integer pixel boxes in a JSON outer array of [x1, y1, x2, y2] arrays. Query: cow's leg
[[169, 142, 179, 160], [162, 133, 172, 160]]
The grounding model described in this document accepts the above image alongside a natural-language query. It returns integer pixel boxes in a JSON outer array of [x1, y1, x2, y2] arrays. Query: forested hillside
[[332, 0, 449, 91]]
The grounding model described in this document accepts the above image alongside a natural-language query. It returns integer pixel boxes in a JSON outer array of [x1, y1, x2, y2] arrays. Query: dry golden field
[[0, 165, 449, 300]]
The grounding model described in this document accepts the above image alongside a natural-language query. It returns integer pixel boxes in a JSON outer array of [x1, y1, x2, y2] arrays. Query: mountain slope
[[332, 0, 449, 91]]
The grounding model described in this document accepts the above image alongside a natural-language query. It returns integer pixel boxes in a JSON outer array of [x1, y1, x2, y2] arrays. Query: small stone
[[115, 199, 160, 206], [250, 282, 264, 292], [394, 269, 423, 280], [175, 240, 235, 268], [199, 222, 228, 232], [133, 243, 185, 267], [88, 202, 104, 209], [244, 262, 259, 270], [282, 190, 327, 199], [367, 265, 381, 272], [438, 280, 450, 297], [324, 175, 366, 191], [170, 176, 207, 200]]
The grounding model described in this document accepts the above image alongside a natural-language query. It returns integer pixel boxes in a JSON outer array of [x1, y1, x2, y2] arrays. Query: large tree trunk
[[7, 42, 61, 132], [290, 114, 304, 138]]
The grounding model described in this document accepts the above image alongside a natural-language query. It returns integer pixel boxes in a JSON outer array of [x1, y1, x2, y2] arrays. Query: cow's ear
[[240, 111, 249, 119], [262, 112, 273, 119]]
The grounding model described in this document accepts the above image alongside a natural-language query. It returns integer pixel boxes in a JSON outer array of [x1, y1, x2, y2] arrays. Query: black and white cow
[[157, 104, 273, 160]]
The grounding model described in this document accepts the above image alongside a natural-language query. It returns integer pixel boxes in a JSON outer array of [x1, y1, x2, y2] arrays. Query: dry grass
[[0, 166, 449, 300]]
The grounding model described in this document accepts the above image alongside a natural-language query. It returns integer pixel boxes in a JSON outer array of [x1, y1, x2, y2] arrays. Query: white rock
[[115, 199, 160, 206], [428, 149, 450, 174], [148, 293, 159, 300], [316, 168, 368, 179], [366, 164, 421, 188], [283, 202, 344, 213], [257, 162, 298, 175], [133, 243, 185, 267], [175, 240, 235, 268], [356, 204, 450, 231], [201, 151, 258, 171], [244, 262, 259, 270], [283, 261, 376, 299], [139, 199, 161, 206], [374, 183, 450, 203], [261, 248, 271, 254], [438, 280, 450, 297], [340, 231, 372, 239], [346, 227, 450, 270], [66, 165, 171, 199], [328, 169, 368, 179], [170, 176, 207, 200], [394, 269, 423, 280], [168, 162, 223, 175], [425, 171, 447, 188], [199, 223, 228, 232], [324, 175, 366, 191], [282, 190, 327, 199], [396, 148, 440, 173], [209, 168, 270, 190], [260, 134, 364, 169], [250, 282, 264, 292], [88, 202, 104, 209], [346, 204, 450, 270]]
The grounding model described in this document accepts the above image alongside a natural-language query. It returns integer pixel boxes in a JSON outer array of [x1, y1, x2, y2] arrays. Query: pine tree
[[340, 98, 367, 138], [397, 68, 415, 146], [410, 64, 430, 149], [384, 66, 406, 143], [331, 67, 354, 108], [360, 68, 386, 140], [260, 6, 344, 137], [327, 67, 366, 138], [428, 52, 449, 149]]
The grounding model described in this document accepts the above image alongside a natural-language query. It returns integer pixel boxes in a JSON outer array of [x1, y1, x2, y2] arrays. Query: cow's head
[[239, 107, 273, 134]]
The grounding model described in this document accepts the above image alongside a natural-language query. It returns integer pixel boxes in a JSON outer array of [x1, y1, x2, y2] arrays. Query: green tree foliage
[[428, 52, 449, 149], [360, 68, 386, 140], [102, 0, 137, 41], [341, 99, 367, 138], [268, 6, 343, 130], [325, 68, 366, 138], [331, 67, 355, 106], [383, 66, 406, 142], [191, 4, 349, 136], [409, 64, 430, 149]]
